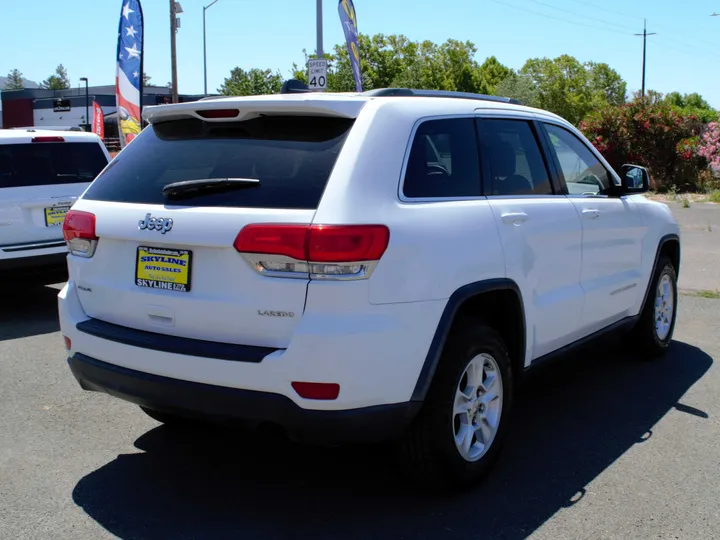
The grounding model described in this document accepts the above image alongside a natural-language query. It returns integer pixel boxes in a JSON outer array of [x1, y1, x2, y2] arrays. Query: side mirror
[[620, 164, 650, 194]]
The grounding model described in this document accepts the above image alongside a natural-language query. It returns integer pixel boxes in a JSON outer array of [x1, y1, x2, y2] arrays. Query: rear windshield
[[0, 142, 108, 188], [82, 115, 355, 209]]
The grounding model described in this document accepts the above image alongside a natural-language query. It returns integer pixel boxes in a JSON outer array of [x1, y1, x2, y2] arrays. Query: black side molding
[[528, 315, 638, 369], [410, 278, 525, 402], [76, 318, 279, 363]]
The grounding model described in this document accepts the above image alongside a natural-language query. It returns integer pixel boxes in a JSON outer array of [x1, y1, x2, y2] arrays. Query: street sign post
[[307, 59, 328, 92]]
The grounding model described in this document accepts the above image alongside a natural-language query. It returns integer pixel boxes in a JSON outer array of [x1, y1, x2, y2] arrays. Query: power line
[[647, 37, 720, 61], [527, 0, 637, 32], [564, 0, 720, 50], [563, 0, 644, 20], [489, 0, 631, 36]]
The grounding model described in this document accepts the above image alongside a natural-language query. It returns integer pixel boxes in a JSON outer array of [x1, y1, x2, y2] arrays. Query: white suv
[[0, 129, 110, 284], [58, 87, 680, 488]]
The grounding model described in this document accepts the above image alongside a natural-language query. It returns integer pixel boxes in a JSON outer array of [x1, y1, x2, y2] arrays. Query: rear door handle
[[582, 208, 600, 219], [501, 212, 528, 225]]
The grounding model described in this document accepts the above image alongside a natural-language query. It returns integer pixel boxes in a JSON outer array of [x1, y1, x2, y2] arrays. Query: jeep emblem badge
[[138, 213, 174, 234]]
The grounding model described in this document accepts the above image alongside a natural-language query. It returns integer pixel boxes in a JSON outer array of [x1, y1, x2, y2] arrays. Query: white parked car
[[0, 129, 110, 284], [58, 86, 680, 488]]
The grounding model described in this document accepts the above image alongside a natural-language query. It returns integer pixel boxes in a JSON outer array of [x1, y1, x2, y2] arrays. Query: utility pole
[[169, 0, 182, 103], [634, 19, 656, 97], [203, 0, 219, 96], [316, 0, 324, 58], [79, 77, 89, 132]]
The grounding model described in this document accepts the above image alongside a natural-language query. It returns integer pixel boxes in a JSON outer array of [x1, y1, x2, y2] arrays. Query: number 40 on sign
[[307, 59, 328, 92]]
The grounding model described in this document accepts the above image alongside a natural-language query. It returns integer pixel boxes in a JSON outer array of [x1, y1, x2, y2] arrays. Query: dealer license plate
[[135, 246, 192, 292], [44, 206, 70, 227]]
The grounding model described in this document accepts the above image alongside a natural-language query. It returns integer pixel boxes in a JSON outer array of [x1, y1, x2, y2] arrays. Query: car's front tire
[[398, 320, 514, 489], [629, 255, 678, 359]]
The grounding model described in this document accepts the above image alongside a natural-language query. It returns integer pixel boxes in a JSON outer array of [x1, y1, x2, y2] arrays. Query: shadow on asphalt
[[0, 285, 61, 341], [72, 340, 712, 540]]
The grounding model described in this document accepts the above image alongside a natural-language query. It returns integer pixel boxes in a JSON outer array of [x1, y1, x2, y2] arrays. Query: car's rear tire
[[398, 320, 514, 489], [628, 255, 678, 359]]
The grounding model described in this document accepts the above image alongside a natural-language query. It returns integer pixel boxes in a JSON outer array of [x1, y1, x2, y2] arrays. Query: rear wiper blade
[[162, 177, 260, 199]]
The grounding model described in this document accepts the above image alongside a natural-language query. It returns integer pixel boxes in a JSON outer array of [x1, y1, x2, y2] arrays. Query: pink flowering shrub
[[698, 117, 720, 176], [580, 91, 707, 190]]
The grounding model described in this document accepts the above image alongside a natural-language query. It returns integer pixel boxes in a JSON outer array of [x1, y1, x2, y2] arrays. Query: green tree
[[477, 56, 512, 95], [587, 62, 626, 106], [664, 91, 715, 122], [41, 64, 70, 90], [520, 55, 627, 124], [142, 72, 152, 86], [323, 33, 487, 93], [219, 67, 283, 96], [494, 73, 539, 107], [3, 68, 24, 90]]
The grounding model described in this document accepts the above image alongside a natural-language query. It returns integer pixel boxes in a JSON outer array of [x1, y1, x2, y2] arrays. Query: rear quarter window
[[82, 115, 355, 209], [0, 142, 108, 188]]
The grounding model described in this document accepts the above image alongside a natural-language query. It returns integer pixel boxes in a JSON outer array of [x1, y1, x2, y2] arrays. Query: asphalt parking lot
[[1, 203, 719, 540]]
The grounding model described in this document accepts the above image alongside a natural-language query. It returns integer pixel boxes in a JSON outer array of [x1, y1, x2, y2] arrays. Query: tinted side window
[[544, 123, 612, 195], [83, 116, 353, 209], [0, 142, 108, 188], [402, 118, 481, 198], [477, 119, 552, 196]]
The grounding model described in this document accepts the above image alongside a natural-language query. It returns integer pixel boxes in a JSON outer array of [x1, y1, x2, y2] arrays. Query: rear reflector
[[197, 109, 240, 119], [62, 210, 98, 258], [234, 224, 390, 263], [291, 382, 340, 400], [63, 336, 72, 351], [32, 136, 65, 143]]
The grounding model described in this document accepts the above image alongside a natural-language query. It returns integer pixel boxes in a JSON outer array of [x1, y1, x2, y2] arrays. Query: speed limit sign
[[308, 59, 328, 92]]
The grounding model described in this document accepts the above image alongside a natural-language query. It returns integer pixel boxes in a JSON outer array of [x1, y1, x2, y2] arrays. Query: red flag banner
[[92, 101, 105, 139]]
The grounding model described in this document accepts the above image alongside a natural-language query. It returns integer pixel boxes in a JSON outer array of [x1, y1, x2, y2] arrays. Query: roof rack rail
[[361, 88, 523, 106]]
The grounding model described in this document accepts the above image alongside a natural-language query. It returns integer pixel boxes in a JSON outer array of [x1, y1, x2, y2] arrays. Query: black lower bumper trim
[[68, 354, 421, 445], [76, 318, 278, 363]]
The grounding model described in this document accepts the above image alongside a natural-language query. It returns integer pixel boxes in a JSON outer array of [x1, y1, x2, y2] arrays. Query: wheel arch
[[639, 233, 680, 314], [410, 279, 526, 402]]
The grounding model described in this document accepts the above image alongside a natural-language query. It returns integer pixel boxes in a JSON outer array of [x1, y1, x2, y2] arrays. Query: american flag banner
[[116, 0, 144, 148]]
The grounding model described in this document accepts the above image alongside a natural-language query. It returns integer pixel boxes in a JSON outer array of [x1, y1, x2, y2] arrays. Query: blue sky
[[1, 0, 719, 106]]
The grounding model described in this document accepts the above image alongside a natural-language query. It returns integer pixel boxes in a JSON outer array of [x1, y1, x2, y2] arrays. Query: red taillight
[[307, 225, 389, 263], [63, 336, 72, 351], [291, 382, 340, 400], [63, 210, 98, 258], [234, 224, 390, 263], [62, 210, 97, 241], [32, 136, 65, 143], [234, 224, 308, 260], [197, 109, 240, 119]]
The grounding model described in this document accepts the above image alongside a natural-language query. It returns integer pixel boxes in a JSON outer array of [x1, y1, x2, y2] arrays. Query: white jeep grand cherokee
[[58, 86, 680, 488], [0, 129, 109, 284]]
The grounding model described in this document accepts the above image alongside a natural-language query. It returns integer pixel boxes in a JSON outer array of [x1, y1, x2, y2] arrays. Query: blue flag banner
[[116, 0, 144, 148], [338, 0, 362, 92]]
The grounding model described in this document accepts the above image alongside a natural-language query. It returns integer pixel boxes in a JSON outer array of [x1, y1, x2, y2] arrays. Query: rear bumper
[[0, 252, 68, 282], [68, 353, 420, 445]]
